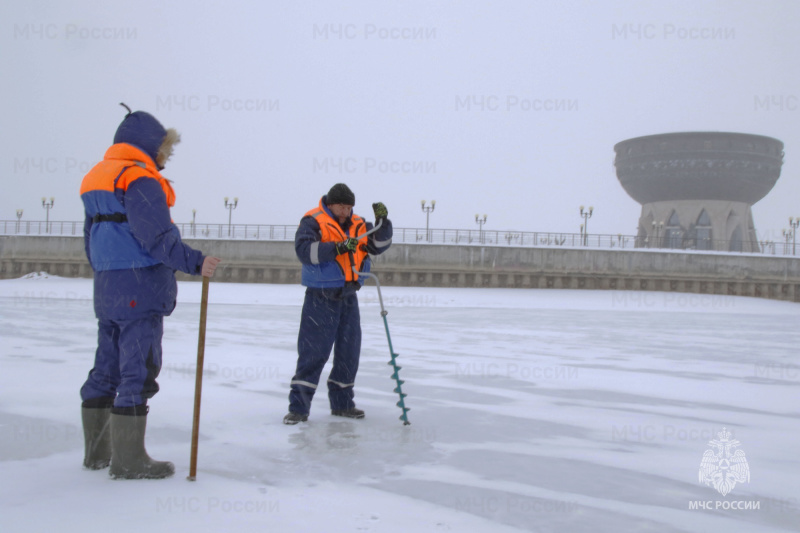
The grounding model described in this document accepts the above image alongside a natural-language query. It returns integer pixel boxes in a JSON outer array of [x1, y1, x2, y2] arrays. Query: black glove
[[335, 238, 359, 255], [372, 202, 388, 222]]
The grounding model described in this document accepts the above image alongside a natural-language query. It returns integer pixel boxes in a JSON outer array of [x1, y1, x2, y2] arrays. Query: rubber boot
[[109, 406, 175, 480], [283, 411, 308, 425], [331, 407, 365, 419], [81, 400, 113, 469]]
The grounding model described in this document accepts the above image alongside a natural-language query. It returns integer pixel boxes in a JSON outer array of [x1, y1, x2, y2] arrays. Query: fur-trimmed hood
[[156, 128, 181, 169], [113, 110, 180, 170]]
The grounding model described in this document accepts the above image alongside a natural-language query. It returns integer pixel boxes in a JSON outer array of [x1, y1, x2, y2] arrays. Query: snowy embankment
[[1, 273, 799, 533]]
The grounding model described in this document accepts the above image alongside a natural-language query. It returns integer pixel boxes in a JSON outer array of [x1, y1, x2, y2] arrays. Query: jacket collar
[[103, 143, 162, 177]]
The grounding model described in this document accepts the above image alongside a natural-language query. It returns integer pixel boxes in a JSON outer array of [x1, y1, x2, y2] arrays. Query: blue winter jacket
[[81, 113, 204, 320]]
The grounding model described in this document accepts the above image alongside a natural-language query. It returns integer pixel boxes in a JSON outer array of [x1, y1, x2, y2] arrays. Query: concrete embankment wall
[[2, 236, 799, 302]]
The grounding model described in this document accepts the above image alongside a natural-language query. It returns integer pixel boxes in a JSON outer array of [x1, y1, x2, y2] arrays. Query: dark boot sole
[[110, 463, 175, 480], [83, 460, 110, 470], [331, 410, 365, 419], [283, 414, 308, 425]]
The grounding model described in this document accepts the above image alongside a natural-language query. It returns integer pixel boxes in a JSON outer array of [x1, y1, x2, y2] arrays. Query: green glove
[[372, 202, 388, 221], [335, 238, 359, 255]]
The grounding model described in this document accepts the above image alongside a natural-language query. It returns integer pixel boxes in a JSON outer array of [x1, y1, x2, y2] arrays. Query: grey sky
[[2, 1, 798, 241]]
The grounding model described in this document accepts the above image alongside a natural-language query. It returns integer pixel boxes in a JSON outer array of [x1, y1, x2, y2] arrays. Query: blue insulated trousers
[[289, 288, 361, 415], [80, 316, 164, 408]]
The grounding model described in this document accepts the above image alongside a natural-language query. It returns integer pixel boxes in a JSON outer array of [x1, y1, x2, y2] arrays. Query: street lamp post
[[475, 214, 487, 244], [789, 217, 799, 255], [783, 229, 793, 255], [579, 205, 593, 246], [224, 197, 238, 237], [651, 221, 664, 248], [421, 200, 436, 242], [15, 209, 23, 234], [42, 197, 54, 233], [192, 209, 197, 237]]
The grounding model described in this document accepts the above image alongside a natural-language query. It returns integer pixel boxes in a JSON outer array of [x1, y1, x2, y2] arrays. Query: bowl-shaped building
[[614, 132, 784, 252]]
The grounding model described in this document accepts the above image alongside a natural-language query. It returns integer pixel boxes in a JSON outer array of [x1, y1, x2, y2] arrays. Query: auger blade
[[354, 267, 410, 425]]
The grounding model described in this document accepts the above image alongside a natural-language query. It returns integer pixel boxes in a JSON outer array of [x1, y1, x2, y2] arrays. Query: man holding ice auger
[[79, 104, 221, 479], [284, 183, 393, 424]]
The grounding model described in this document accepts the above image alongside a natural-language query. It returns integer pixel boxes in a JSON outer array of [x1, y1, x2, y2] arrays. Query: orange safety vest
[[80, 143, 175, 206], [304, 200, 368, 283], [80, 143, 176, 271]]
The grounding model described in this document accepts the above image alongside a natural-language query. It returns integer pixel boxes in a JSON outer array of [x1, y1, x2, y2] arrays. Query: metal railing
[[2, 220, 83, 236], [1, 220, 796, 256], [176, 223, 297, 241]]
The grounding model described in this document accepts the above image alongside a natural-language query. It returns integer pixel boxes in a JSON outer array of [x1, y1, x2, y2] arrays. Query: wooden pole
[[187, 276, 210, 481]]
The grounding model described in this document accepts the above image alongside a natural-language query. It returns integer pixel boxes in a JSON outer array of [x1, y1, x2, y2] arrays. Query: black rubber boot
[[109, 405, 175, 480], [331, 407, 365, 419], [283, 412, 309, 425], [81, 398, 113, 470]]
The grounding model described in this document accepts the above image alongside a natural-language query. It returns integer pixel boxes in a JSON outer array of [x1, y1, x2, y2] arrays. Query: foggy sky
[[2, 0, 799, 241]]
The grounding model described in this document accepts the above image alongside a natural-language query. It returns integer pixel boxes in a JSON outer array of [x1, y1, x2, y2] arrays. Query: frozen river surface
[[1, 274, 799, 532]]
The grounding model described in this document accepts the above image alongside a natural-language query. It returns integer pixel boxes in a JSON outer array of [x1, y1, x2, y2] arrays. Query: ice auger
[[355, 219, 411, 425]]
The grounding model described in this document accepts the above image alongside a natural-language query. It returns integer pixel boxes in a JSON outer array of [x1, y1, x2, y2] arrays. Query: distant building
[[614, 132, 784, 252]]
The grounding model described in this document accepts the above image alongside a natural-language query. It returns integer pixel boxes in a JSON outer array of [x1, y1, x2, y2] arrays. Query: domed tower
[[614, 132, 784, 252]]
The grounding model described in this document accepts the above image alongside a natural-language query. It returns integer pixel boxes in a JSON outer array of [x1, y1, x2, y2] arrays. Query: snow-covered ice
[[1, 274, 799, 532]]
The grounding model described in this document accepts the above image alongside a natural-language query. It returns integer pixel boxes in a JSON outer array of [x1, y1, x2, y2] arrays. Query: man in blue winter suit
[[79, 104, 221, 478], [284, 183, 393, 424]]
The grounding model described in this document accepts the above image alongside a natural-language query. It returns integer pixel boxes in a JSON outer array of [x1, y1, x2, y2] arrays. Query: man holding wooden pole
[[79, 104, 221, 480]]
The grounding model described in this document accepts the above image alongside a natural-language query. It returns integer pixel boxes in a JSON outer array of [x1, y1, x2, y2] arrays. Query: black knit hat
[[326, 183, 355, 206]]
